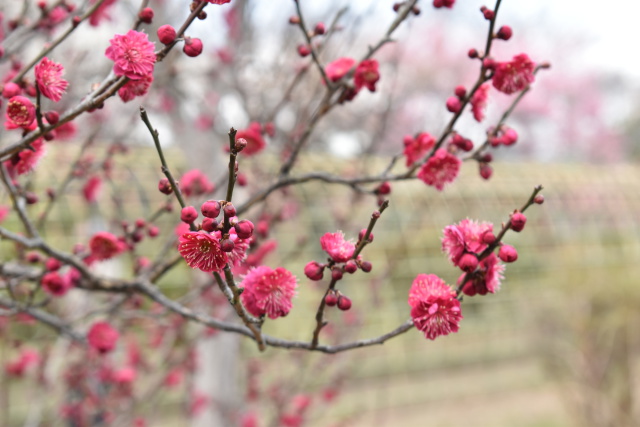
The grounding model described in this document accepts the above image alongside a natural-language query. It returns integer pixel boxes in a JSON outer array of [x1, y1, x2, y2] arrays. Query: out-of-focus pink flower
[[35, 57, 68, 102], [320, 231, 355, 263], [325, 57, 355, 82], [492, 53, 535, 95], [5, 348, 40, 377], [470, 83, 490, 122], [240, 266, 298, 319], [4, 139, 46, 176], [87, 321, 119, 353], [403, 132, 435, 167], [189, 391, 209, 417], [441, 219, 493, 266], [89, 231, 126, 261], [207, 0, 231, 3], [41, 271, 72, 297], [112, 366, 137, 383], [408, 274, 462, 340], [0, 205, 9, 224], [180, 169, 215, 197], [89, 0, 117, 27], [118, 74, 153, 102], [178, 231, 228, 272], [354, 59, 380, 92], [416, 148, 461, 191], [83, 175, 102, 203], [105, 30, 156, 80]]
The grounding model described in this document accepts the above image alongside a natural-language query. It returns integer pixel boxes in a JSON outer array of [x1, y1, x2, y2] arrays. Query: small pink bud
[[324, 292, 338, 306], [331, 267, 343, 281], [289, 16, 300, 25], [376, 181, 391, 195], [446, 96, 462, 113], [304, 261, 325, 281], [534, 195, 545, 204], [138, 7, 154, 24], [201, 218, 217, 232], [234, 220, 254, 239], [360, 260, 372, 273], [223, 203, 236, 218], [337, 295, 352, 311], [27, 252, 42, 263], [183, 37, 203, 57], [314, 22, 326, 35], [498, 244, 518, 263], [2, 82, 21, 99], [180, 206, 198, 223], [454, 85, 466, 99], [502, 128, 518, 145], [468, 48, 478, 59], [131, 231, 144, 243], [220, 239, 235, 252], [158, 178, 173, 195], [148, 226, 160, 237], [135, 218, 146, 228], [482, 9, 495, 20], [201, 200, 221, 219], [157, 25, 177, 45], [433, 0, 444, 8], [496, 25, 512, 41], [479, 163, 493, 180], [510, 212, 527, 232], [480, 153, 493, 163], [482, 58, 496, 70], [458, 253, 479, 272], [236, 173, 247, 186], [482, 231, 496, 245], [44, 111, 59, 125], [25, 192, 38, 205], [297, 44, 311, 57], [358, 229, 373, 243], [45, 257, 62, 272], [235, 137, 248, 152], [345, 260, 358, 274]]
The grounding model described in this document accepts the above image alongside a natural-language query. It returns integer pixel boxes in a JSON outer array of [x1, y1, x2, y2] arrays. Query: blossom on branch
[[235, 124, 266, 156], [325, 57, 355, 82], [441, 219, 493, 266], [354, 59, 380, 92], [492, 53, 535, 95], [457, 253, 505, 296], [320, 231, 355, 263], [408, 274, 462, 340], [239, 266, 298, 319], [105, 30, 156, 80], [118, 74, 153, 102], [403, 132, 435, 167], [89, 231, 126, 261], [178, 231, 228, 273], [4, 139, 46, 176], [470, 83, 490, 122], [5, 96, 36, 129], [416, 149, 461, 191], [35, 57, 68, 102], [87, 321, 119, 354], [180, 169, 215, 196]]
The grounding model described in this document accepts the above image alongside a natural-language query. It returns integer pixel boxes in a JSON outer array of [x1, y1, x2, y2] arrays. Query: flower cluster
[[105, 30, 156, 80], [324, 57, 381, 98], [408, 274, 462, 340], [492, 53, 536, 95], [416, 148, 461, 191], [239, 266, 298, 319]]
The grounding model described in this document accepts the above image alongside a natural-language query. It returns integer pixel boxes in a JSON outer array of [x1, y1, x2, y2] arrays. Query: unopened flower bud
[[502, 128, 518, 146], [496, 25, 512, 41], [158, 178, 173, 195], [183, 37, 203, 57], [479, 163, 493, 180], [234, 220, 254, 239], [454, 85, 466, 99], [157, 25, 177, 45], [236, 173, 247, 186], [304, 261, 325, 281], [345, 260, 358, 274], [358, 229, 373, 243], [337, 295, 352, 311], [44, 111, 59, 125], [2, 82, 21, 99], [482, 231, 496, 245], [324, 292, 338, 306], [148, 226, 160, 237], [220, 238, 235, 252], [360, 260, 372, 273], [331, 267, 343, 281], [235, 137, 248, 152], [534, 195, 545, 204], [314, 22, 326, 35], [289, 16, 300, 25], [376, 181, 391, 195], [498, 244, 518, 263], [446, 96, 461, 113], [45, 257, 62, 272], [510, 212, 527, 232], [223, 203, 236, 218], [201, 200, 221, 219], [25, 192, 38, 204], [297, 44, 311, 57], [468, 48, 479, 59], [201, 218, 217, 232], [138, 7, 154, 24], [482, 9, 495, 20], [180, 206, 198, 223], [458, 253, 479, 272]]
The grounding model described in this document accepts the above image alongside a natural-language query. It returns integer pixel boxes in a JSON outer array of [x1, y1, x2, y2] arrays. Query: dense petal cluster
[[5, 96, 36, 129], [403, 132, 435, 167], [4, 139, 46, 176], [354, 59, 380, 92], [416, 149, 461, 191], [35, 57, 68, 102], [89, 0, 117, 26], [180, 169, 215, 197], [320, 231, 355, 263], [441, 219, 493, 266], [492, 54, 535, 95], [470, 83, 490, 122], [408, 274, 462, 340], [178, 231, 228, 272], [240, 266, 298, 319], [105, 30, 156, 80]]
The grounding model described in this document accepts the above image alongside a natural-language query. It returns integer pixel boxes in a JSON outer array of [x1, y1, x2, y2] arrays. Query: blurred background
[[1, 0, 639, 426]]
